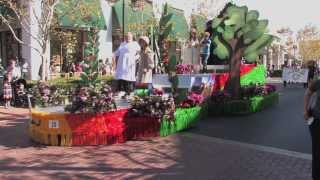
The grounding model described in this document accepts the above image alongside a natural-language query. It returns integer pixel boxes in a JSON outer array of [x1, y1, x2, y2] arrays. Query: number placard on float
[[48, 120, 59, 129], [153, 74, 214, 89]]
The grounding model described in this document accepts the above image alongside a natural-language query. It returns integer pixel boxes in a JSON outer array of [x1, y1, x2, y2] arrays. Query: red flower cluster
[[176, 64, 194, 74], [153, 88, 164, 96], [180, 92, 204, 108]]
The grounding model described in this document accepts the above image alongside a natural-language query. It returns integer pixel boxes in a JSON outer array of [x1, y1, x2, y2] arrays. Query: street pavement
[[191, 81, 312, 154], [0, 80, 313, 179]]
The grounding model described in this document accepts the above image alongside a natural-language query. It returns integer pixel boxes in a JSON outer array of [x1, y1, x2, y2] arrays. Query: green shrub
[[27, 75, 113, 90]]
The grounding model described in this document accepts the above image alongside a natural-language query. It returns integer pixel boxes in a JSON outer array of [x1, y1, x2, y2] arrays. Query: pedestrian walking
[[304, 79, 320, 180], [113, 32, 140, 99], [137, 36, 154, 92]]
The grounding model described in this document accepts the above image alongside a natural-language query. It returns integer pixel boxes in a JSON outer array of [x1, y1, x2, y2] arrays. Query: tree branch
[[0, 14, 42, 56]]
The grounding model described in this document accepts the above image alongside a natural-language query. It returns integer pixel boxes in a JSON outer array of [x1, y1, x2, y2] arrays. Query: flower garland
[[65, 84, 116, 113], [176, 64, 194, 74], [179, 92, 204, 108], [128, 95, 176, 121]]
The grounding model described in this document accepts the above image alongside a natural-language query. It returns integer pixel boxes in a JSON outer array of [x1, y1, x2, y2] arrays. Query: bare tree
[[0, 0, 61, 80]]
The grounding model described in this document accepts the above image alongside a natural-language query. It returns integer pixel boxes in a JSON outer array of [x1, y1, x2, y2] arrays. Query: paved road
[[0, 98, 313, 179], [191, 82, 312, 154]]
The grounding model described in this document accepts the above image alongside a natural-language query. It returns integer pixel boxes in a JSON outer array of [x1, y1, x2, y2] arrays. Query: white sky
[[233, 0, 320, 34]]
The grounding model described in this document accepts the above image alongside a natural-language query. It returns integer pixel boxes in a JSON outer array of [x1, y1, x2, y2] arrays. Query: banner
[[282, 68, 309, 83], [153, 74, 214, 89]]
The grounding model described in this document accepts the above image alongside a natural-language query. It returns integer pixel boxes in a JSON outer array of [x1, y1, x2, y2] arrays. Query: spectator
[[6, 58, 21, 81], [2, 75, 12, 109]]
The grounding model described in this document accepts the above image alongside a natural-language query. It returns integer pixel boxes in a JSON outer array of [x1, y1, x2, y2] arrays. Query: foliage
[[212, 84, 276, 103], [297, 25, 320, 62], [65, 84, 116, 113], [64, 30, 117, 113], [159, 3, 173, 67], [0, 0, 62, 80], [159, 3, 188, 41], [31, 81, 69, 107], [211, 91, 232, 104], [299, 40, 320, 62], [128, 95, 176, 121], [240, 84, 276, 98], [27, 76, 113, 90], [80, 30, 100, 87], [191, 14, 207, 36], [212, 3, 274, 61], [159, 9, 179, 98]]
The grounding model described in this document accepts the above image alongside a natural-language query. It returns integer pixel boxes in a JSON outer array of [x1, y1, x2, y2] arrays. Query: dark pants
[[118, 80, 134, 96], [201, 54, 210, 73], [309, 119, 320, 180]]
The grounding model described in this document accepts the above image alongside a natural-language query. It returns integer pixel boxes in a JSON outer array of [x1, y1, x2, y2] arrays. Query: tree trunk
[[225, 49, 243, 98], [41, 56, 46, 81], [40, 39, 50, 81]]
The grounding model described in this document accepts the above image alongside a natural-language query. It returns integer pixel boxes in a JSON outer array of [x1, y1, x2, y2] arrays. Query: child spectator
[[3, 75, 12, 109]]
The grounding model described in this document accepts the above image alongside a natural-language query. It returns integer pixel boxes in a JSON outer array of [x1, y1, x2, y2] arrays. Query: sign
[[282, 68, 309, 83], [153, 74, 214, 89], [48, 120, 59, 129]]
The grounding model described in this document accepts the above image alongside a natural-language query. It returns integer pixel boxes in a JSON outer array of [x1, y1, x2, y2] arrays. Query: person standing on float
[[137, 36, 154, 94], [113, 32, 141, 99]]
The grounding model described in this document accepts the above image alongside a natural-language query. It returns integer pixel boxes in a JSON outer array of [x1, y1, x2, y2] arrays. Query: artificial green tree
[[159, 3, 179, 95], [81, 29, 100, 87], [211, 3, 274, 97]]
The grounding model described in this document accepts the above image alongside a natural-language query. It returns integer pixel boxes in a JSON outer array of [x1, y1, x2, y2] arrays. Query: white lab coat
[[114, 41, 140, 82]]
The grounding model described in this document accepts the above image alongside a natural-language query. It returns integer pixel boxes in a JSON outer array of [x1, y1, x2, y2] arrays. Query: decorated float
[[28, 2, 279, 146], [29, 83, 205, 146]]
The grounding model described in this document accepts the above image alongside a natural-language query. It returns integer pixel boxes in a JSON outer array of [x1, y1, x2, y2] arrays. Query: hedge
[[27, 76, 113, 89], [209, 93, 279, 116]]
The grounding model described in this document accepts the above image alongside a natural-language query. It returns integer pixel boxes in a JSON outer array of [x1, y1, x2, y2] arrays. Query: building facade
[[1, 0, 229, 80]]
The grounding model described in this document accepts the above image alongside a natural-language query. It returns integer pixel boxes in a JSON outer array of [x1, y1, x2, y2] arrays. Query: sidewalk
[[0, 108, 312, 180], [266, 77, 283, 84]]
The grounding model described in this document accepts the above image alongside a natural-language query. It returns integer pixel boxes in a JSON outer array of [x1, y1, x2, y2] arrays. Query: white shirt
[[114, 41, 140, 82], [22, 63, 29, 73], [6, 66, 21, 80]]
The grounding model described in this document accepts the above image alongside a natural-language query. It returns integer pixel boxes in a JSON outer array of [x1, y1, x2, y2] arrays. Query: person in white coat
[[113, 32, 141, 99]]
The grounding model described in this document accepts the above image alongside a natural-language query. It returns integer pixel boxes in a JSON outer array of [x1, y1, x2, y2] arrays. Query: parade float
[[28, 2, 279, 146], [28, 27, 206, 146], [207, 3, 279, 115]]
